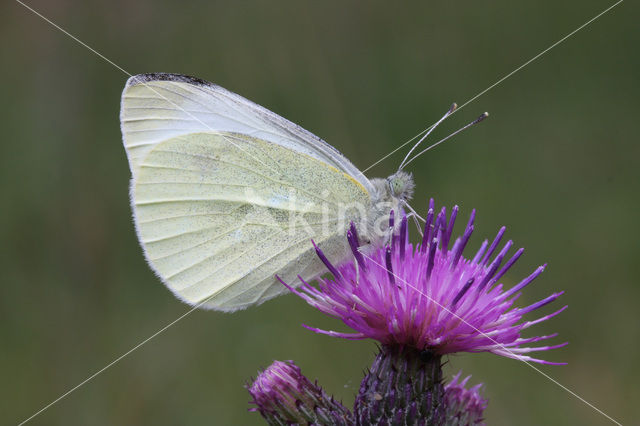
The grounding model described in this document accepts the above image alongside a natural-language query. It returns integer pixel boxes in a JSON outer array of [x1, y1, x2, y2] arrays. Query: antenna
[[401, 112, 489, 169], [398, 103, 457, 171]]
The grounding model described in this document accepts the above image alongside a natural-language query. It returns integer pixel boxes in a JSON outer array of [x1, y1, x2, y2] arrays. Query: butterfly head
[[387, 171, 415, 202]]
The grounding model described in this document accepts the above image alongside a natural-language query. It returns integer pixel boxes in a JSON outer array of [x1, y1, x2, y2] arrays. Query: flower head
[[279, 199, 567, 364], [248, 360, 353, 425], [443, 372, 488, 425]]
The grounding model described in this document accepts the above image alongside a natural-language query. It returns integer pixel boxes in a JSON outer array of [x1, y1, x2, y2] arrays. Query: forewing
[[120, 73, 373, 193], [132, 132, 370, 311]]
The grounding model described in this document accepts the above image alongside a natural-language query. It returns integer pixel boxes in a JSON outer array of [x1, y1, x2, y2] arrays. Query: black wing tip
[[126, 72, 215, 88]]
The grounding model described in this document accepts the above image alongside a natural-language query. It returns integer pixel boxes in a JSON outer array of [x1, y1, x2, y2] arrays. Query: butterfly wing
[[120, 73, 373, 193], [130, 130, 370, 311]]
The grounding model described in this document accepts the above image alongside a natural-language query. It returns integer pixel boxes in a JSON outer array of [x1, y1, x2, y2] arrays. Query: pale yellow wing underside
[[131, 131, 370, 311]]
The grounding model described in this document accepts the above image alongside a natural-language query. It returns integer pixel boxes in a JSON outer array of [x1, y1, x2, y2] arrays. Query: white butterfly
[[120, 73, 478, 312]]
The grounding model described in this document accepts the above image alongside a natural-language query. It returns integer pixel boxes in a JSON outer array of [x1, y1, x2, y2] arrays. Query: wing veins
[[143, 83, 217, 112], [146, 149, 341, 208], [137, 209, 240, 225], [125, 106, 214, 114], [147, 218, 335, 263], [122, 117, 199, 123]]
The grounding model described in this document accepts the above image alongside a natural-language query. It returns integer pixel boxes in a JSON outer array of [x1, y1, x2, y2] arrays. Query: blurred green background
[[2, 1, 638, 425]]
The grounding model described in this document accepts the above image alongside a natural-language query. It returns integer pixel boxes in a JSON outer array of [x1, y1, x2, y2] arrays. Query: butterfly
[[120, 73, 483, 311]]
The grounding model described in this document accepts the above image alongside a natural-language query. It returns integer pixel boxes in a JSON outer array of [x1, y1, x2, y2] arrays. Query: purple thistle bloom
[[279, 199, 567, 365], [248, 360, 353, 425], [443, 372, 488, 425]]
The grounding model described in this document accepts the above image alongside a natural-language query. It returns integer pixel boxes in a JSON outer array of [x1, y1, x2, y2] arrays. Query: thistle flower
[[443, 372, 488, 425], [247, 360, 353, 425], [279, 199, 567, 365], [270, 200, 567, 424]]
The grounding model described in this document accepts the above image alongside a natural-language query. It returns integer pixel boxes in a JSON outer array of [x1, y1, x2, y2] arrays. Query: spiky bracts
[[354, 345, 444, 425], [248, 360, 353, 425]]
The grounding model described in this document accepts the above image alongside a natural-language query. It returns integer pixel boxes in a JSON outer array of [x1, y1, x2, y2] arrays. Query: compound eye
[[391, 179, 403, 196]]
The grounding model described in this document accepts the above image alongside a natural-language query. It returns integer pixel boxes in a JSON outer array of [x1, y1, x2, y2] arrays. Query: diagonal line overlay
[[14, 0, 624, 424], [362, 0, 624, 174]]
